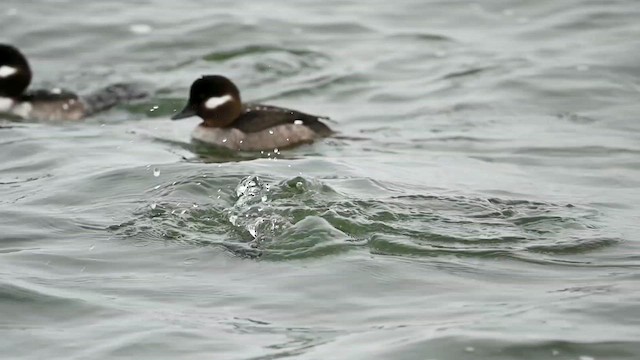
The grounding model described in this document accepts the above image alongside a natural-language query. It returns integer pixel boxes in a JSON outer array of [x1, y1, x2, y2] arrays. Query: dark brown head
[[171, 75, 242, 127], [0, 44, 32, 98]]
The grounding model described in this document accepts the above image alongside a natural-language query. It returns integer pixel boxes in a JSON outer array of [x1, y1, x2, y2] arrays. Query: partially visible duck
[[0, 43, 147, 121], [171, 75, 333, 151]]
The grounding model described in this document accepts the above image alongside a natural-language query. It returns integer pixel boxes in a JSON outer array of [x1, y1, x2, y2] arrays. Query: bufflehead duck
[[171, 75, 333, 151], [0, 44, 147, 121]]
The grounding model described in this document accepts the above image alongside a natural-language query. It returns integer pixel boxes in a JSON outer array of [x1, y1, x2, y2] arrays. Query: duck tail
[[82, 83, 148, 115]]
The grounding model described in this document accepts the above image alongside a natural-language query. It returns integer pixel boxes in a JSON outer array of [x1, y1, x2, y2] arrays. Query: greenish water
[[2, 0, 640, 359]]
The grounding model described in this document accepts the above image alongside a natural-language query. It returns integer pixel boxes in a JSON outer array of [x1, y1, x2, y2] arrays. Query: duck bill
[[171, 104, 197, 120]]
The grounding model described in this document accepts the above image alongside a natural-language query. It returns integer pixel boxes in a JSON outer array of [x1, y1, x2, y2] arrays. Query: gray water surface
[[1, 1, 640, 359]]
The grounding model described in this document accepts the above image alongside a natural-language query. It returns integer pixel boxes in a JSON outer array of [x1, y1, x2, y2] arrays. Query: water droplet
[[130, 24, 153, 34], [150, 203, 157, 210], [261, 195, 267, 202], [239, 140, 244, 144], [222, 138, 228, 143], [192, 204, 198, 208], [296, 181, 303, 190], [153, 168, 160, 177], [294, 120, 303, 125], [269, 130, 274, 135], [180, 209, 187, 215], [274, 148, 279, 153]]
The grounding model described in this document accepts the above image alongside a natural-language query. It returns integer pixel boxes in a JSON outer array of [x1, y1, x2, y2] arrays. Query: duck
[[171, 75, 333, 151], [0, 43, 147, 121]]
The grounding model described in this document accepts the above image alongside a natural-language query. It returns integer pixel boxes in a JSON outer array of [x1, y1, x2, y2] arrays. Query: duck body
[[191, 103, 333, 151], [2, 89, 85, 121]]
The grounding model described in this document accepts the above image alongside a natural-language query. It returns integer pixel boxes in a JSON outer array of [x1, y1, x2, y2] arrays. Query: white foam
[[204, 95, 232, 109], [0, 66, 17, 78]]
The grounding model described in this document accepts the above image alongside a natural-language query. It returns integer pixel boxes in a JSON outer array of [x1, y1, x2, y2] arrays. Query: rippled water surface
[[2, 0, 640, 359]]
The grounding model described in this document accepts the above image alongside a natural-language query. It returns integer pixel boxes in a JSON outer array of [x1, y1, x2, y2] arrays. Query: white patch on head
[[0, 66, 18, 78], [204, 95, 232, 110], [0, 97, 14, 112]]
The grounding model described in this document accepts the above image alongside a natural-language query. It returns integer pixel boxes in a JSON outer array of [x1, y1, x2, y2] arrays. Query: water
[[2, 0, 640, 359]]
